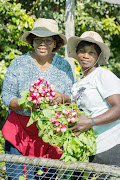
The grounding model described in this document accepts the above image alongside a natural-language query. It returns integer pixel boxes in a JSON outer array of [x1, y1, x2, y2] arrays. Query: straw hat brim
[[21, 27, 67, 47], [67, 36, 110, 65]]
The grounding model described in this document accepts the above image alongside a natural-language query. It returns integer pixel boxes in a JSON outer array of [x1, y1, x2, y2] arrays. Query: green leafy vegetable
[[18, 78, 97, 164]]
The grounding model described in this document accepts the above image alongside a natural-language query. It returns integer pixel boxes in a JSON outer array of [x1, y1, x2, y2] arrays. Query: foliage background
[[0, 0, 120, 134]]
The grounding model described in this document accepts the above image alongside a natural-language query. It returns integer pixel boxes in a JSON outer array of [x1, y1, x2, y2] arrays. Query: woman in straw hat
[[1, 18, 74, 179], [67, 31, 120, 178]]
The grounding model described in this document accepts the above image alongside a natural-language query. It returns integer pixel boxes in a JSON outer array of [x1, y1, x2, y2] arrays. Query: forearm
[[93, 105, 120, 126], [9, 98, 23, 111]]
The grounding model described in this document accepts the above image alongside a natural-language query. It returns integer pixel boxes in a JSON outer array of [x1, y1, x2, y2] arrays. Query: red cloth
[[2, 111, 62, 159]]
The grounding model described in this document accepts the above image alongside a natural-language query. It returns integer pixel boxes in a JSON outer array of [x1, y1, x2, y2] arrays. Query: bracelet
[[91, 118, 95, 126]]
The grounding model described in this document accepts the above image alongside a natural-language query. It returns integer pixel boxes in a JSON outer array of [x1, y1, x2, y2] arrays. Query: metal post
[[65, 0, 76, 81]]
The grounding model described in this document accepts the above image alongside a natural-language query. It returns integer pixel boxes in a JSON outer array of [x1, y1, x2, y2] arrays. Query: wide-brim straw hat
[[21, 18, 67, 49], [67, 31, 110, 65]]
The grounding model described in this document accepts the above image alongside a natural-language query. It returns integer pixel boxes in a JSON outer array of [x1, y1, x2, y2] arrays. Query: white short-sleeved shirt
[[71, 67, 120, 154]]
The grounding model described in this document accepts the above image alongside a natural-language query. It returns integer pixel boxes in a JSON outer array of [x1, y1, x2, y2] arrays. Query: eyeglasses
[[33, 38, 54, 45]]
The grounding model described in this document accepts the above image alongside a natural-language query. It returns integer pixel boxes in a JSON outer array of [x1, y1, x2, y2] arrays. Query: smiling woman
[[67, 31, 120, 179], [76, 41, 100, 73], [1, 18, 74, 179], [31, 36, 56, 68]]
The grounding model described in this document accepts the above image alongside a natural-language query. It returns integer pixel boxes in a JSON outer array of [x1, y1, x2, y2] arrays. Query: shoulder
[[53, 54, 74, 83], [54, 54, 72, 70], [96, 66, 113, 74], [10, 53, 30, 66], [94, 67, 120, 96], [95, 67, 119, 81], [8, 53, 31, 71]]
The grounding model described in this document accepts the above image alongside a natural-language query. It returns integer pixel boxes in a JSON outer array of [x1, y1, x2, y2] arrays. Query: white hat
[[21, 18, 67, 49], [67, 31, 110, 65]]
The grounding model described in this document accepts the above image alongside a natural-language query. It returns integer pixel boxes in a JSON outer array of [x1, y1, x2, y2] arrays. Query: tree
[[0, 0, 34, 128], [0, 0, 120, 127]]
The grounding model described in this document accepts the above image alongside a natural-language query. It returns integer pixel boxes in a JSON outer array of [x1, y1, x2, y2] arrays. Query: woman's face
[[77, 44, 99, 71], [33, 36, 56, 57]]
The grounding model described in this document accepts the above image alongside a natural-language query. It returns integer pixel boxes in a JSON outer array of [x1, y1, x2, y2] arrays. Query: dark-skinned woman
[[67, 31, 120, 179], [1, 18, 74, 179]]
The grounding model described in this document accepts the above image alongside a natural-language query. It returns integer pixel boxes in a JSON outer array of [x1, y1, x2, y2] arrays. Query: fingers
[[52, 96, 63, 105], [70, 124, 78, 131], [71, 127, 81, 133], [68, 122, 75, 128], [70, 121, 79, 130], [70, 122, 82, 135], [71, 126, 82, 135], [74, 132, 80, 136], [32, 104, 41, 112], [35, 108, 41, 112], [52, 91, 64, 104], [50, 99, 56, 105]]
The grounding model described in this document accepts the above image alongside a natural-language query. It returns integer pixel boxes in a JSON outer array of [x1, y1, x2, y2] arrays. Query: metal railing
[[0, 153, 120, 179]]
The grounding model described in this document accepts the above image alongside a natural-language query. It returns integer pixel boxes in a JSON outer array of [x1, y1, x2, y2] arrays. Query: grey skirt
[[89, 144, 120, 166]]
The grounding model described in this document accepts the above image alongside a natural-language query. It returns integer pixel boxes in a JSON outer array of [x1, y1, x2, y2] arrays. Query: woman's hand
[[32, 104, 41, 112], [52, 90, 71, 105], [52, 90, 63, 104], [9, 98, 23, 111], [70, 114, 93, 136]]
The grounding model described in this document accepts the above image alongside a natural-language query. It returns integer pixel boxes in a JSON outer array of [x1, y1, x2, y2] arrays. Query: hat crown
[[33, 18, 58, 33], [80, 31, 103, 43]]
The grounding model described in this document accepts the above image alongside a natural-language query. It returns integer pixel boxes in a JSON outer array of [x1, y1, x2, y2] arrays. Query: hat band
[[30, 27, 58, 38], [83, 37, 95, 41], [32, 27, 58, 34]]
